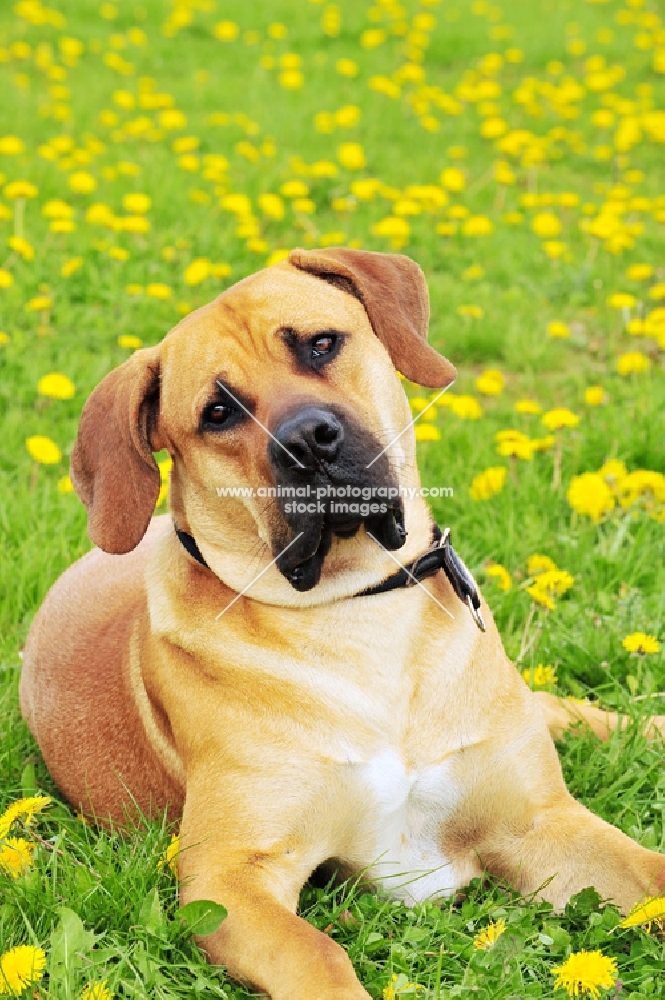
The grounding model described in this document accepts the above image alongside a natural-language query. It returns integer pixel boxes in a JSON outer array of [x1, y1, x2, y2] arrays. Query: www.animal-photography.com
[[1, 1, 664, 998]]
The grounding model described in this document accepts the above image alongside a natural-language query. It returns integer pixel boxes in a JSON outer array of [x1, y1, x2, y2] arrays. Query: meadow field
[[0, 0, 664, 996]]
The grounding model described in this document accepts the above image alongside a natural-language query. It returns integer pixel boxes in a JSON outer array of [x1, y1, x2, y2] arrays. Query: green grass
[[1, 0, 665, 995]]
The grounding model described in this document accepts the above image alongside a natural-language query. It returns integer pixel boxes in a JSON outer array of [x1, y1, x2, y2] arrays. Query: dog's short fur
[[21, 249, 665, 1000]]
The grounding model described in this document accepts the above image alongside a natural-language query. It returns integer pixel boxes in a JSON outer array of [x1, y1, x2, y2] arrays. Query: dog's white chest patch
[[355, 748, 461, 903]]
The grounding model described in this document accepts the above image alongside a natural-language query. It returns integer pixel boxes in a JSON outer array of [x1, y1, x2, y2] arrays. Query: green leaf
[[175, 900, 227, 937], [20, 761, 37, 797], [541, 922, 571, 953], [138, 887, 164, 934], [49, 907, 96, 981]]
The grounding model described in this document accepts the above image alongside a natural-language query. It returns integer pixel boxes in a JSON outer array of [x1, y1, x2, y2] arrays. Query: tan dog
[[21, 249, 665, 1000]]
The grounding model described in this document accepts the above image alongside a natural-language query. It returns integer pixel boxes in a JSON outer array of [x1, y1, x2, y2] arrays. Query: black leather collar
[[175, 526, 209, 569], [174, 522, 485, 630]]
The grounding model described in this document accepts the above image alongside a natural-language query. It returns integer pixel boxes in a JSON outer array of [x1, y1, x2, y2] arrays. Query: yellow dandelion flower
[[25, 436, 61, 465], [61, 257, 83, 277], [622, 633, 660, 655], [475, 369, 504, 395], [213, 21, 239, 41], [8, 235, 34, 261], [584, 386, 605, 406], [266, 249, 290, 267], [462, 215, 493, 236], [279, 69, 304, 90], [619, 470, 665, 512], [620, 895, 665, 932], [0, 269, 14, 288], [644, 309, 665, 338], [118, 334, 142, 349], [533, 435, 556, 453], [184, 258, 210, 285], [522, 664, 557, 689], [440, 167, 465, 192], [470, 466, 506, 501], [548, 321, 571, 338], [497, 437, 535, 459], [258, 193, 285, 220], [457, 304, 483, 319], [209, 263, 231, 279], [527, 570, 574, 611], [527, 554, 558, 576], [338, 142, 366, 170], [462, 265, 484, 281], [552, 950, 617, 999], [542, 408, 580, 430], [0, 795, 51, 838], [532, 212, 562, 238], [372, 216, 410, 241], [382, 973, 424, 999], [607, 292, 637, 310], [37, 373, 75, 400], [336, 58, 358, 78], [122, 192, 151, 213], [26, 295, 52, 312], [625, 264, 654, 281], [158, 833, 180, 875], [4, 180, 38, 200], [0, 837, 36, 878], [57, 475, 73, 493], [648, 283, 665, 301], [292, 197, 316, 214], [449, 395, 483, 419], [543, 241, 568, 260], [617, 351, 651, 375], [480, 117, 507, 139], [514, 399, 542, 415], [220, 192, 251, 216], [81, 980, 112, 1000], [496, 429, 529, 445], [0, 945, 47, 996], [598, 459, 627, 486], [117, 215, 150, 234], [473, 918, 506, 950], [68, 171, 97, 194], [0, 135, 25, 155], [281, 180, 308, 199], [159, 109, 187, 130], [567, 473, 615, 523], [145, 283, 172, 300], [485, 563, 512, 591], [415, 424, 441, 442]]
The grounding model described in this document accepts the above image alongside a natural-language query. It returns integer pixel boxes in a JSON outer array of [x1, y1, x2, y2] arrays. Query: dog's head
[[71, 248, 456, 598]]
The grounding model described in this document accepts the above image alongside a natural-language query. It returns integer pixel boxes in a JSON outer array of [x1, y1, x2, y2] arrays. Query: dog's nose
[[271, 408, 344, 470]]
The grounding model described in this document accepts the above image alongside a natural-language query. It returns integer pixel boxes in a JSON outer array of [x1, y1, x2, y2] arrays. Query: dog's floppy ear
[[288, 246, 457, 389], [70, 346, 163, 554]]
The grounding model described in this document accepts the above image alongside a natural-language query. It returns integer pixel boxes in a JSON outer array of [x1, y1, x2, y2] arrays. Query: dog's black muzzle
[[268, 406, 406, 592]]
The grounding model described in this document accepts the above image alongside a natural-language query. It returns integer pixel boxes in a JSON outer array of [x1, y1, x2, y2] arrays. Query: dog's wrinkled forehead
[[158, 264, 376, 400], [213, 262, 371, 342]]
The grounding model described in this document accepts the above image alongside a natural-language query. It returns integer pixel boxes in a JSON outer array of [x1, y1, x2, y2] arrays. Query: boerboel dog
[[21, 249, 665, 1000]]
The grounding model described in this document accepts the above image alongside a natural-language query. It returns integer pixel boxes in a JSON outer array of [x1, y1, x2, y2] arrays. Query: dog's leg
[[533, 691, 665, 742], [177, 814, 370, 1000], [485, 793, 665, 913]]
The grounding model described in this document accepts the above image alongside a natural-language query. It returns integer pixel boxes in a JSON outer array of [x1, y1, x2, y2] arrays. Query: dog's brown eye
[[311, 334, 337, 358], [203, 403, 235, 427]]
